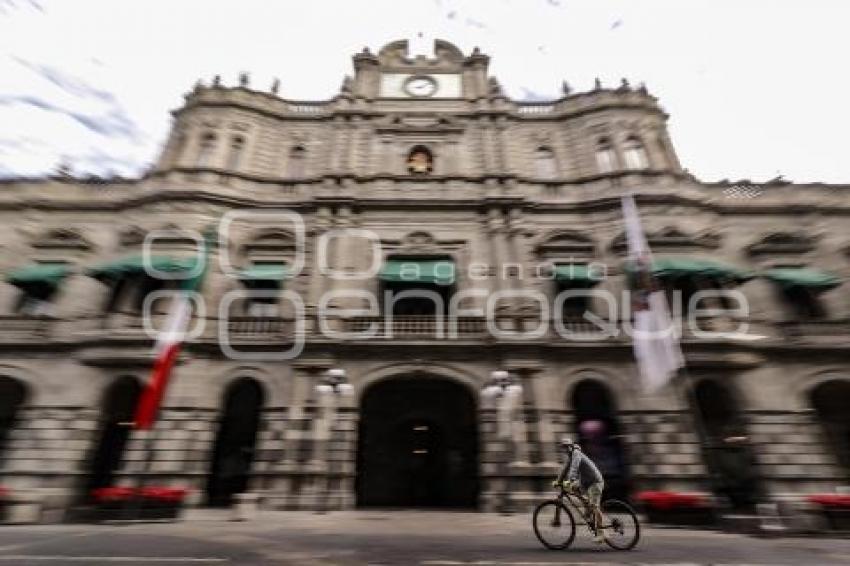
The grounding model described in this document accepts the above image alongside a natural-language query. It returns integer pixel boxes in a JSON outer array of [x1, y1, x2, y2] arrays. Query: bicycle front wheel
[[532, 500, 576, 550], [601, 499, 640, 550]]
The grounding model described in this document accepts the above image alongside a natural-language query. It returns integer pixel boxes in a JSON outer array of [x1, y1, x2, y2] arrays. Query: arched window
[[534, 147, 557, 178], [226, 136, 245, 170], [692, 379, 761, 508], [0, 376, 27, 463], [595, 138, 616, 173], [207, 378, 264, 506], [86, 376, 142, 494], [197, 132, 217, 167], [811, 380, 850, 472], [571, 379, 630, 500], [407, 145, 433, 175], [622, 136, 649, 170], [286, 145, 306, 178]]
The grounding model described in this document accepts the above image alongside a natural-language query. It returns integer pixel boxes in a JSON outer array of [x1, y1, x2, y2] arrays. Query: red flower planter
[[636, 491, 716, 526], [807, 494, 850, 530], [89, 486, 189, 521]]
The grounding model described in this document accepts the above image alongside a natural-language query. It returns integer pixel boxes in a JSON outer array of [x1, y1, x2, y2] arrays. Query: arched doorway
[[87, 376, 141, 494], [206, 378, 264, 506], [357, 376, 478, 508], [810, 380, 850, 473], [0, 376, 27, 463], [571, 379, 630, 500], [693, 379, 759, 509]]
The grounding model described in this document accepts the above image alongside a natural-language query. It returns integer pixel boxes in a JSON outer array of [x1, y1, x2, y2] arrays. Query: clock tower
[[349, 39, 491, 100]]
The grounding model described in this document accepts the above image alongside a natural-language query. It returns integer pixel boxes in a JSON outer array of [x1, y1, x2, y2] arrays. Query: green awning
[[237, 264, 290, 281], [553, 264, 603, 286], [763, 268, 841, 290], [7, 262, 70, 289], [379, 259, 455, 285], [86, 255, 199, 281], [629, 258, 753, 282]]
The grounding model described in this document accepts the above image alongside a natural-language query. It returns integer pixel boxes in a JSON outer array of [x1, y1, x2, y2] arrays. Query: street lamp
[[314, 368, 352, 513], [481, 370, 523, 514]]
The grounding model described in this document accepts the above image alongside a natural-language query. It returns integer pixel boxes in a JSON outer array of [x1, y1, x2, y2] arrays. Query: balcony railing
[[342, 316, 488, 339], [4, 311, 850, 347], [0, 315, 54, 340], [777, 319, 850, 343], [225, 316, 297, 340]]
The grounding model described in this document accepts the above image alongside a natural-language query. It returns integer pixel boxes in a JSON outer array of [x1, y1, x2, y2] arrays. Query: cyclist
[[552, 436, 606, 543]]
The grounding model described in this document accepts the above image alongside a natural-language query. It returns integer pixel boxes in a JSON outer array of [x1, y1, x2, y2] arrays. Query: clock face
[[404, 75, 438, 97]]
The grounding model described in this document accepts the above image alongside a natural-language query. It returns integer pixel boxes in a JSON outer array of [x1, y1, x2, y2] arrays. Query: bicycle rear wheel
[[601, 499, 640, 550], [532, 500, 576, 550]]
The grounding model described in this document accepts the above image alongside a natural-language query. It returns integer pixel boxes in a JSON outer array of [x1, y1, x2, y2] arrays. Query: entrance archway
[[0, 376, 27, 462], [571, 379, 630, 500], [206, 378, 264, 506], [357, 376, 478, 508], [810, 380, 850, 472], [693, 379, 759, 509], [87, 376, 141, 494]]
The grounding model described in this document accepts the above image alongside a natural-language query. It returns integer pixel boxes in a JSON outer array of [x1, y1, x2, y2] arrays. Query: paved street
[[1, 511, 849, 566]]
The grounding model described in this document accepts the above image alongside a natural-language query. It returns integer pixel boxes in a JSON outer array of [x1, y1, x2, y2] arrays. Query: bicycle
[[532, 484, 640, 551]]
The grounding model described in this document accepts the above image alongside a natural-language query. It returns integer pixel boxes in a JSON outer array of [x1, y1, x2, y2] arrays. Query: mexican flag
[[134, 247, 208, 430], [621, 194, 684, 392]]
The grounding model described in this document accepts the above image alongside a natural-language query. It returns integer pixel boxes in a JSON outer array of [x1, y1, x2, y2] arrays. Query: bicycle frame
[[555, 487, 598, 534]]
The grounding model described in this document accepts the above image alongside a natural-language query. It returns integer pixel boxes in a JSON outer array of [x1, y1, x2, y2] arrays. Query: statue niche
[[407, 145, 433, 175]]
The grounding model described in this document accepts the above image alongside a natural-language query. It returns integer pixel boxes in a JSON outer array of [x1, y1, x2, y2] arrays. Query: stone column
[[306, 207, 332, 310], [486, 208, 507, 296], [0, 281, 20, 314], [284, 364, 324, 509]]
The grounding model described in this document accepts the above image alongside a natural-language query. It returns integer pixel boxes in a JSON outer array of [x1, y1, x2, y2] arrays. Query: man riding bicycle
[[552, 436, 606, 543]]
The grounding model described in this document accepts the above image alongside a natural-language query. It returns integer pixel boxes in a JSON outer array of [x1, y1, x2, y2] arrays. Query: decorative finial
[[362, 46, 372, 55], [54, 160, 73, 178], [561, 80, 572, 95], [212, 74, 221, 87], [488, 76, 504, 96], [637, 82, 648, 95], [619, 77, 630, 90], [271, 78, 280, 94], [594, 77, 602, 90], [239, 72, 249, 87], [472, 46, 481, 55], [340, 75, 353, 94], [192, 80, 202, 94]]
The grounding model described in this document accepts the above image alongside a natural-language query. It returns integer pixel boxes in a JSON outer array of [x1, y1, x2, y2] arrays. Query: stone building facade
[[0, 39, 848, 514]]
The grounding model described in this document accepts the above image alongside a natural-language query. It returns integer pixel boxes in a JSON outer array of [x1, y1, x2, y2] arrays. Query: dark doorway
[[811, 380, 850, 473], [206, 378, 264, 506], [571, 379, 631, 500], [0, 376, 27, 463], [357, 377, 478, 508], [384, 282, 452, 316], [86, 376, 142, 495], [693, 379, 760, 509]]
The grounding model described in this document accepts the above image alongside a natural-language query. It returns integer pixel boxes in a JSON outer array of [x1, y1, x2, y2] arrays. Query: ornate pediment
[[536, 231, 595, 257], [242, 229, 297, 254], [611, 226, 721, 253], [746, 232, 817, 256], [382, 231, 464, 256], [119, 226, 147, 247], [32, 228, 93, 251], [376, 39, 466, 69]]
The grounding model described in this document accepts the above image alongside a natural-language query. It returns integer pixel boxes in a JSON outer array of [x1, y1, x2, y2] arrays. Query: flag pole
[[619, 190, 721, 502], [128, 225, 214, 519]]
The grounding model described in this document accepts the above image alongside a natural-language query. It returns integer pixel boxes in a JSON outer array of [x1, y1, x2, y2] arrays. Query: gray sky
[[1, 0, 848, 183]]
